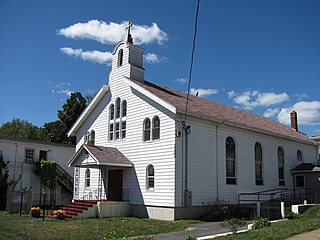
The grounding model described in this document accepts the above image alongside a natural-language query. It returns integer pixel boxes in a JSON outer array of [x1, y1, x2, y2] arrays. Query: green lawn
[[0, 213, 199, 240], [218, 205, 320, 240]]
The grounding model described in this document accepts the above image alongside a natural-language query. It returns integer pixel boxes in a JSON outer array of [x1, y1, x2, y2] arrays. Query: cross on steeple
[[125, 21, 133, 43]]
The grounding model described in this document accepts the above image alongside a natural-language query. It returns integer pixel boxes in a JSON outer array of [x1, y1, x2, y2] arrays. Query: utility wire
[[184, 0, 201, 122]]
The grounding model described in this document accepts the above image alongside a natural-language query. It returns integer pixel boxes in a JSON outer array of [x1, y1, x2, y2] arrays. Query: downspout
[[13, 143, 18, 190], [215, 122, 223, 200]]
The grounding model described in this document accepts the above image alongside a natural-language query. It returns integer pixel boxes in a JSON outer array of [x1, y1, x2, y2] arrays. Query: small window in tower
[[122, 100, 127, 117], [115, 122, 120, 140], [118, 49, 123, 67], [116, 98, 121, 119]]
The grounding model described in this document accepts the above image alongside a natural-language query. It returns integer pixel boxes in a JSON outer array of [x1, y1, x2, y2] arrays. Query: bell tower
[[109, 22, 145, 86]]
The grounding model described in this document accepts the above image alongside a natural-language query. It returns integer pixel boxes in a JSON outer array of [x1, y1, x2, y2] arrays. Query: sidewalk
[[154, 221, 250, 240], [287, 229, 320, 240]]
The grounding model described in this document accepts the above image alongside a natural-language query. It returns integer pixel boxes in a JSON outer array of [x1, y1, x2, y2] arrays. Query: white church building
[[67, 25, 318, 220]]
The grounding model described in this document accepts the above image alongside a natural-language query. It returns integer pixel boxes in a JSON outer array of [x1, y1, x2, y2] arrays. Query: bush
[[252, 217, 271, 229], [184, 236, 197, 240], [203, 202, 252, 221], [285, 211, 302, 219], [220, 218, 246, 234]]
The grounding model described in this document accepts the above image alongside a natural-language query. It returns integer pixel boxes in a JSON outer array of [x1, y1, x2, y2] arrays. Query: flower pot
[[31, 211, 41, 218], [56, 214, 65, 220]]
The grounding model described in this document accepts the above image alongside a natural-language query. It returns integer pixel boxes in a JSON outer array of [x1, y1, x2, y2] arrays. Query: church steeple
[[125, 22, 133, 44], [109, 22, 145, 83]]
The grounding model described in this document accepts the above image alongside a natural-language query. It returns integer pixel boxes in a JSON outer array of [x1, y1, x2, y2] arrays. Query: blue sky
[[0, 0, 319, 137]]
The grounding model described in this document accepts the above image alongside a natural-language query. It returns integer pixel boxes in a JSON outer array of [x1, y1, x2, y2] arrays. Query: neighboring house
[[67, 28, 318, 220], [0, 136, 75, 208]]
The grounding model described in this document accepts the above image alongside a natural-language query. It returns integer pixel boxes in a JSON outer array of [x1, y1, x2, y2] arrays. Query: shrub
[[285, 211, 302, 220], [220, 218, 246, 234], [184, 236, 197, 240], [252, 217, 271, 229]]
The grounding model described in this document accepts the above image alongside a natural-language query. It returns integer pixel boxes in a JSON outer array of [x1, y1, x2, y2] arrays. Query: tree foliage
[[0, 92, 88, 144], [0, 119, 46, 141], [0, 152, 9, 210], [40, 160, 57, 205], [44, 92, 87, 144]]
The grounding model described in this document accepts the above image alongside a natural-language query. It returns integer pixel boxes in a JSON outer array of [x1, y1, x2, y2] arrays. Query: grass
[[0, 212, 199, 240], [217, 205, 320, 240], [0, 211, 30, 220]]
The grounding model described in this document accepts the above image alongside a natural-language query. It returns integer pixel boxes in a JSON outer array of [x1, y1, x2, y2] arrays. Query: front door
[[108, 169, 123, 201]]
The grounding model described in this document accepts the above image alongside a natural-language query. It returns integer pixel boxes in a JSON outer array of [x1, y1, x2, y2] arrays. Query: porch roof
[[68, 144, 133, 168], [291, 163, 320, 173]]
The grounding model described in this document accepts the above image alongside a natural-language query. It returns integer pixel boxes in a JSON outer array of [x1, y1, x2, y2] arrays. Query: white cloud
[[231, 91, 290, 109], [295, 93, 309, 101], [144, 52, 167, 64], [174, 78, 188, 85], [58, 20, 168, 45], [60, 47, 112, 65], [227, 90, 236, 99], [190, 88, 218, 97], [277, 101, 320, 125], [263, 108, 280, 118], [51, 82, 73, 96]]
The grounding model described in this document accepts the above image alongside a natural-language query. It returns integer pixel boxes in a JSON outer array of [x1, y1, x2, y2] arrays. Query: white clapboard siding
[[174, 115, 317, 206]]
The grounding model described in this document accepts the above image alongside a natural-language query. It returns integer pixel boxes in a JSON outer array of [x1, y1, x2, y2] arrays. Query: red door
[[108, 170, 123, 201]]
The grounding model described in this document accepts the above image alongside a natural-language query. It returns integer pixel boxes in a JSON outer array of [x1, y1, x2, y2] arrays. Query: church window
[[89, 130, 95, 145], [226, 137, 236, 184], [146, 165, 154, 190], [109, 124, 114, 141], [143, 118, 151, 141], [116, 98, 121, 119], [122, 100, 127, 117], [297, 150, 303, 161], [152, 116, 160, 140], [121, 121, 126, 139], [85, 168, 90, 188], [255, 142, 263, 185], [118, 49, 123, 67], [115, 122, 120, 140], [110, 104, 115, 120], [278, 147, 285, 186]]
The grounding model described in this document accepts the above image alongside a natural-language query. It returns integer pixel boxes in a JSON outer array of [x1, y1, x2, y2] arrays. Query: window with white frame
[[143, 118, 151, 141], [278, 147, 285, 186], [146, 165, 154, 190], [122, 100, 127, 117], [152, 116, 160, 140], [109, 98, 127, 141], [25, 148, 35, 164], [89, 130, 95, 145], [85, 168, 90, 188], [226, 137, 236, 184], [255, 142, 263, 185], [118, 49, 123, 67], [297, 150, 303, 161], [110, 104, 115, 120], [121, 121, 126, 139]]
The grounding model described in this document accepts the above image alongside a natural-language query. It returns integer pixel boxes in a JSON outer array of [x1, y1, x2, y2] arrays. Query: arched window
[[110, 104, 114, 120], [297, 150, 303, 161], [85, 168, 90, 188], [116, 98, 121, 119], [122, 100, 127, 117], [89, 130, 95, 145], [146, 165, 154, 190], [118, 49, 123, 67], [255, 142, 263, 185], [278, 147, 285, 185], [226, 137, 236, 184], [152, 116, 160, 140], [143, 118, 151, 141]]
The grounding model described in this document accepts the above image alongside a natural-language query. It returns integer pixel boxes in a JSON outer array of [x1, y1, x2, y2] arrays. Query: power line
[[184, 0, 201, 122]]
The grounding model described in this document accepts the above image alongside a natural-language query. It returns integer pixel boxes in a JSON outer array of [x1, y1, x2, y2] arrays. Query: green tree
[[44, 92, 88, 144], [40, 160, 57, 206], [0, 152, 9, 210], [0, 118, 46, 141]]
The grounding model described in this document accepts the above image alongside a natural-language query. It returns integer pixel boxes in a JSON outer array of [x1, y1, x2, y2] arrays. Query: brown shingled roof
[[85, 145, 133, 167], [129, 78, 313, 144]]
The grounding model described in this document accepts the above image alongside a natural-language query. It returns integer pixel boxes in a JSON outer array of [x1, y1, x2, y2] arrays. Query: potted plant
[[52, 209, 65, 220], [31, 207, 41, 218]]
